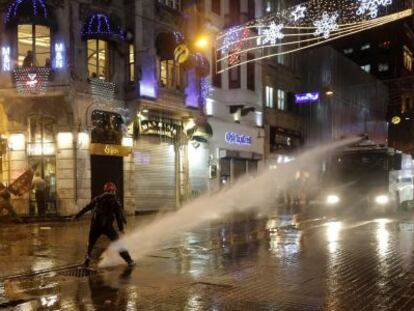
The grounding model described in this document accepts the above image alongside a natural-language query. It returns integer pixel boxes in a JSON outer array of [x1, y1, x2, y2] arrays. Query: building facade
[[0, 0, 267, 217]]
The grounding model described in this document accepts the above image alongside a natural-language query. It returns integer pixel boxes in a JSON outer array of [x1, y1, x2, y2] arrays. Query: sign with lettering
[[225, 131, 252, 146], [90, 143, 132, 157], [139, 119, 181, 139], [295, 92, 320, 104]]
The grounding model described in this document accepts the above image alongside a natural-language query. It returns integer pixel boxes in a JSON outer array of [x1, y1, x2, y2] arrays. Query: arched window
[[6, 0, 51, 68], [82, 13, 124, 81]]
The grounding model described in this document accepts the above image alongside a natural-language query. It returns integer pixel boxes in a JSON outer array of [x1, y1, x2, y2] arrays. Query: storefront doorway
[[27, 115, 57, 216], [90, 155, 124, 206]]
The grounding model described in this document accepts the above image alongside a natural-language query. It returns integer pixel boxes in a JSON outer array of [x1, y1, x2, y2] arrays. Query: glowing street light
[[194, 35, 209, 50]]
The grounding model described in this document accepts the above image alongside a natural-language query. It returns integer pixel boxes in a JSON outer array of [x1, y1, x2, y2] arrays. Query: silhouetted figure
[[73, 182, 135, 268], [22, 50, 34, 68], [0, 183, 22, 223]]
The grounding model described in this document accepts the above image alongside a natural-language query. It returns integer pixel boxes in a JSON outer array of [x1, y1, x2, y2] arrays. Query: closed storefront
[[134, 136, 176, 211]]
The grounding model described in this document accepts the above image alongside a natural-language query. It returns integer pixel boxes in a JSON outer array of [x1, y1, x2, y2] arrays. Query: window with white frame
[[158, 0, 181, 10], [343, 48, 353, 55], [361, 64, 371, 73], [378, 63, 389, 72], [361, 43, 370, 50], [265, 86, 274, 108], [277, 89, 286, 111], [404, 46, 413, 72]]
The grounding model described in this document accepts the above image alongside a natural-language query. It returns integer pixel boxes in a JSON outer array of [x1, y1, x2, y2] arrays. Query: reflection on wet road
[[2, 213, 414, 310]]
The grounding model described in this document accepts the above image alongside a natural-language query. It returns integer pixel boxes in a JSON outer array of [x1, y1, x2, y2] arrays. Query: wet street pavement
[[2, 211, 414, 310]]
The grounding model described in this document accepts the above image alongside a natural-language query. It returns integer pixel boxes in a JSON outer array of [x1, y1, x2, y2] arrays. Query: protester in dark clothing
[[0, 183, 22, 223], [73, 182, 135, 267]]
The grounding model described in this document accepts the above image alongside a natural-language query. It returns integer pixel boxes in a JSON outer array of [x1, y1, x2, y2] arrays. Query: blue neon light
[[295, 92, 320, 104], [6, 0, 47, 23], [225, 131, 252, 146], [82, 13, 124, 40]]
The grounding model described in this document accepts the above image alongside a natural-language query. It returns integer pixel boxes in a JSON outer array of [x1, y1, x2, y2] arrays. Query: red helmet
[[103, 182, 117, 193]]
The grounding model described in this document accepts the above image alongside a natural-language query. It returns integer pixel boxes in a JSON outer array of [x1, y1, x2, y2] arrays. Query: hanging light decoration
[[216, 0, 405, 73], [5, 0, 48, 24], [14, 67, 50, 95], [82, 13, 124, 40]]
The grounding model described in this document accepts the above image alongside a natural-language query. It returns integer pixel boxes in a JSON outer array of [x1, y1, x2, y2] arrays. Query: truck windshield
[[326, 152, 388, 185]]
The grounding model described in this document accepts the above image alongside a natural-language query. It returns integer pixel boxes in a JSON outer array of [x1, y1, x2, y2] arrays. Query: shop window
[[17, 24, 51, 68], [265, 86, 274, 108], [129, 44, 135, 82], [229, 66, 240, 89], [158, 0, 181, 10], [91, 110, 123, 145], [277, 89, 286, 111], [87, 39, 108, 80], [247, 53, 255, 91], [403, 46, 413, 72], [159, 59, 180, 90], [378, 63, 389, 72], [212, 0, 220, 15]]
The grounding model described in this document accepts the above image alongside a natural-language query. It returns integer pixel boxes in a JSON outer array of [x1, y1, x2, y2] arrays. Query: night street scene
[[4, 0, 414, 310]]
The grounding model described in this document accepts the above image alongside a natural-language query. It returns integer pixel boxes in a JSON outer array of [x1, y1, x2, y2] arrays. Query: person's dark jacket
[[75, 193, 126, 231]]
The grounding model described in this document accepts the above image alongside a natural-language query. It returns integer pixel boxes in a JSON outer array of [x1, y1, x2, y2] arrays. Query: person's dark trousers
[[85, 225, 133, 266], [35, 190, 46, 216]]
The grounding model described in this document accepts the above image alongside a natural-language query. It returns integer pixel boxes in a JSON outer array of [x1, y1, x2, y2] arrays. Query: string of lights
[[216, 0, 411, 73], [217, 14, 390, 62]]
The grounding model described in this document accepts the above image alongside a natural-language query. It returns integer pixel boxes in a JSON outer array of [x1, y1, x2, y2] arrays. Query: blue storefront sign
[[225, 131, 252, 146], [295, 92, 320, 104]]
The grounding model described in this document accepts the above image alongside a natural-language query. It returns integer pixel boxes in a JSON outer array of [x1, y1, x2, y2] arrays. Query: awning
[[155, 31, 184, 60], [81, 13, 124, 41], [5, 0, 51, 26]]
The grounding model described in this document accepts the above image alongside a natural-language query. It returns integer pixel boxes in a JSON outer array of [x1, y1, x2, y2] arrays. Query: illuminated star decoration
[[262, 22, 285, 46], [313, 12, 339, 39], [291, 5, 306, 22], [356, 0, 393, 19]]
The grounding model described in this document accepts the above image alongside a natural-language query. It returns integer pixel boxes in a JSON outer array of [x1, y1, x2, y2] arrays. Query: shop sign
[[139, 119, 180, 139], [90, 143, 132, 157], [295, 92, 319, 104], [174, 44, 190, 64], [225, 131, 252, 146]]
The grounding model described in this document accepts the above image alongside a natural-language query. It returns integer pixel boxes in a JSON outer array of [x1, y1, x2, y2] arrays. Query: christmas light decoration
[[14, 67, 50, 95], [291, 5, 306, 22], [200, 77, 211, 103], [313, 12, 339, 39], [261, 22, 285, 45], [90, 78, 115, 104], [6, 0, 47, 23], [82, 13, 124, 40], [216, 0, 407, 73], [357, 0, 393, 19], [2, 46, 11, 72]]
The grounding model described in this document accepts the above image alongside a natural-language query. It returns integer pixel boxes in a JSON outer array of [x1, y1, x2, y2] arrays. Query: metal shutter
[[134, 137, 176, 211]]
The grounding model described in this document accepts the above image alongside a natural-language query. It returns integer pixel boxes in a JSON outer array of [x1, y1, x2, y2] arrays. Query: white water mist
[[100, 137, 360, 267]]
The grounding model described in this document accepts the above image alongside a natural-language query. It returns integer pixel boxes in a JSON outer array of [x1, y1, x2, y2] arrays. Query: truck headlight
[[326, 194, 340, 205], [375, 195, 389, 205]]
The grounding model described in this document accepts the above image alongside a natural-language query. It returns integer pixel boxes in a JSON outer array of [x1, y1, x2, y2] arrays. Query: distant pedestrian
[[73, 182, 135, 268], [0, 183, 22, 223], [32, 172, 47, 216]]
